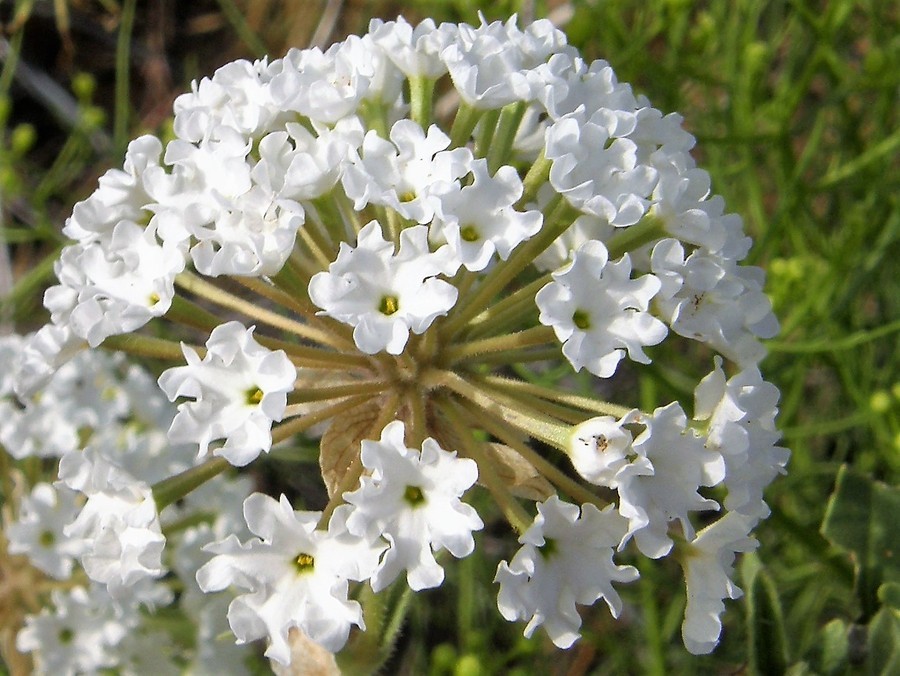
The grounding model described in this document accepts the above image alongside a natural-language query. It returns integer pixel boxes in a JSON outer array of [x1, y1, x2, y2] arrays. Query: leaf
[[820, 465, 900, 620], [867, 607, 900, 676], [814, 619, 850, 676], [319, 402, 379, 498], [748, 568, 789, 676], [483, 443, 554, 501], [879, 583, 900, 611]]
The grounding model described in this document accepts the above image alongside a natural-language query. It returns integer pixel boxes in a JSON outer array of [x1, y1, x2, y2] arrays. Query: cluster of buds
[[2, 14, 787, 672]]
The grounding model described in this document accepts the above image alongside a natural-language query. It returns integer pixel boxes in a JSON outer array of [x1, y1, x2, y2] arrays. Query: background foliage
[[0, 0, 897, 673]]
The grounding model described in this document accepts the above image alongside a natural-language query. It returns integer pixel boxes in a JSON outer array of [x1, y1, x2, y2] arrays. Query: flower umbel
[[6, 13, 786, 672]]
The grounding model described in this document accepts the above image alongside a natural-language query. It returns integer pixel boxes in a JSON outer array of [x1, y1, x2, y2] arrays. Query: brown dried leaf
[[484, 443, 554, 501], [269, 628, 340, 676], [319, 401, 380, 498]]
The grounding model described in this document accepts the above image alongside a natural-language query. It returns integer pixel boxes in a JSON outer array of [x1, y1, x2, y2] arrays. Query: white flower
[[694, 358, 789, 517], [16, 587, 131, 675], [536, 239, 667, 377], [369, 17, 451, 79], [256, 118, 363, 202], [269, 41, 377, 124], [567, 409, 644, 486], [58, 447, 167, 598], [13, 324, 87, 398], [62, 135, 162, 244], [46, 220, 187, 347], [41, 349, 132, 428], [6, 483, 84, 579], [189, 184, 305, 277], [442, 15, 570, 108], [629, 105, 697, 161], [533, 209, 615, 272], [495, 496, 638, 648], [615, 403, 726, 558], [541, 58, 638, 122], [0, 334, 24, 395], [343, 420, 483, 591], [431, 159, 543, 271], [679, 511, 758, 654], [341, 120, 471, 223], [308, 222, 458, 355], [545, 111, 656, 225], [195, 493, 385, 665], [173, 58, 284, 142], [651, 239, 779, 365], [0, 401, 79, 460], [158, 321, 296, 466]]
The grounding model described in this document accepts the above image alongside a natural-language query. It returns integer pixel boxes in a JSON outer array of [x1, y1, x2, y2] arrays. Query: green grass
[[1, 0, 898, 673]]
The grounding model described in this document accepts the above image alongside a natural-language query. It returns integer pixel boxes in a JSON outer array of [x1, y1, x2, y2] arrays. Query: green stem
[[272, 394, 371, 443], [460, 346, 561, 366], [153, 458, 230, 512], [175, 272, 346, 349], [487, 101, 527, 173], [287, 380, 388, 407], [477, 375, 633, 418], [449, 102, 483, 149], [273, 255, 313, 297], [332, 190, 363, 240], [308, 197, 343, 256], [101, 332, 204, 362], [457, 396, 610, 509], [606, 213, 667, 259], [473, 380, 586, 425], [231, 276, 309, 316], [113, 0, 137, 154], [166, 295, 223, 333], [475, 108, 501, 159], [640, 565, 667, 676], [359, 99, 390, 139], [465, 273, 552, 339], [440, 399, 533, 533], [297, 223, 334, 270], [256, 335, 370, 369], [409, 76, 435, 129], [440, 197, 578, 339], [767, 319, 900, 353], [406, 386, 428, 449], [444, 325, 555, 364], [318, 452, 365, 529], [430, 370, 570, 451], [517, 150, 551, 208]]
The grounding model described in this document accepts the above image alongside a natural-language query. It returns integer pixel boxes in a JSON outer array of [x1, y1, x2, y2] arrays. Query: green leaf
[[748, 569, 789, 676], [867, 607, 900, 676], [815, 619, 850, 676], [821, 465, 900, 620], [879, 583, 900, 611]]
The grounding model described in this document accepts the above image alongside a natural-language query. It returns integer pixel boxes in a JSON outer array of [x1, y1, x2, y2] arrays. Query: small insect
[[577, 434, 608, 452]]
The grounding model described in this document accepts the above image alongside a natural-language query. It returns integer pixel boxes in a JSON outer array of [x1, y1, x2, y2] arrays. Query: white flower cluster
[[197, 420, 481, 665], [30, 15, 776, 376], [5, 12, 787, 671], [1, 335, 259, 674]]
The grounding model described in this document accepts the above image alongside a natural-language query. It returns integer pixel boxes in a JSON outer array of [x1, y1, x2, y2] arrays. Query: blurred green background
[[1, 0, 897, 673]]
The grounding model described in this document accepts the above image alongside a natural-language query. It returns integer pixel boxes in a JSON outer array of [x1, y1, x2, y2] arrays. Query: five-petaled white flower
[[343, 420, 483, 591], [158, 321, 296, 466], [195, 493, 385, 665], [308, 222, 459, 355], [536, 239, 667, 378], [495, 496, 639, 648], [679, 511, 759, 655]]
